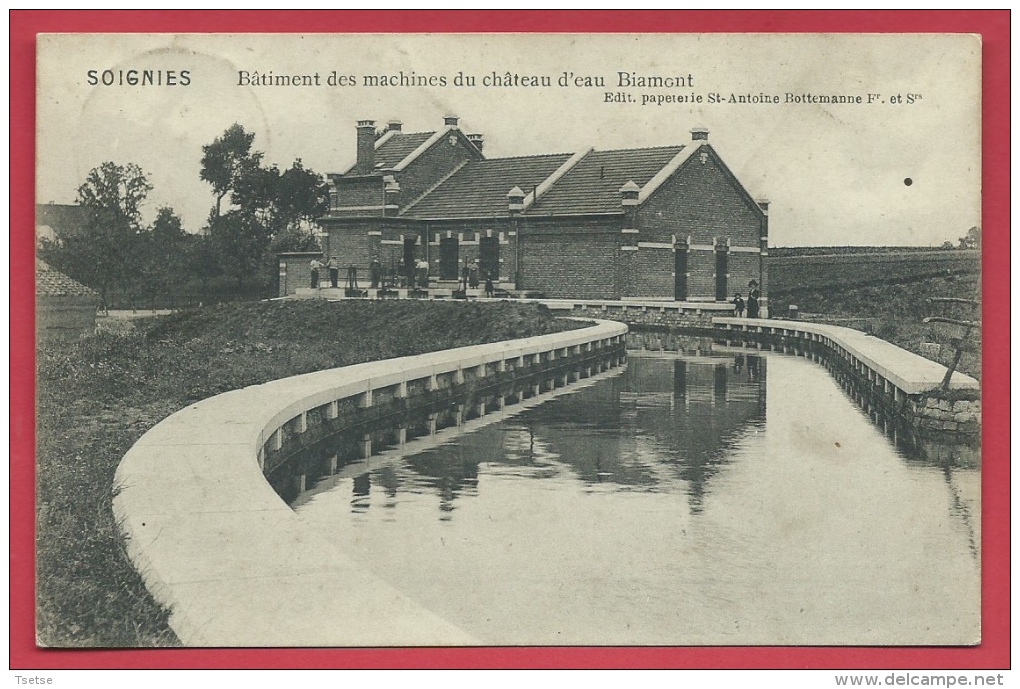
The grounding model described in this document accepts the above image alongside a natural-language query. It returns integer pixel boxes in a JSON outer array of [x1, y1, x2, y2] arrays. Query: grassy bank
[[36, 300, 582, 647], [769, 273, 981, 379]]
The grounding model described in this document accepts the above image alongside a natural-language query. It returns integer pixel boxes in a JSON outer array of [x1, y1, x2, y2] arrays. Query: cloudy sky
[[37, 33, 980, 247]]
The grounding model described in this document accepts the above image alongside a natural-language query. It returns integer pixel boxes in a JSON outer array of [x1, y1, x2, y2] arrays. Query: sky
[[36, 33, 981, 247]]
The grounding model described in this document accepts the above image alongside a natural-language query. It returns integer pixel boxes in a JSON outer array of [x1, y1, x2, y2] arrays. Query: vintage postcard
[[34, 32, 984, 651]]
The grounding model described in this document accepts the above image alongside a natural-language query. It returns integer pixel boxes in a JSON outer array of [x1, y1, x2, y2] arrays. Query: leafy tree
[[958, 226, 980, 250], [186, 231, 222, 296], [200, 126, 329, 290], [41, 162, 153, 308], [208, 209, 273, 290], [200, 124, 261, 218], [143, 206, 189, 299]]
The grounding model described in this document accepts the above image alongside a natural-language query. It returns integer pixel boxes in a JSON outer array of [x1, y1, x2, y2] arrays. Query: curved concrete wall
[[714, 317, 978, 395], [113, 319, 627, 647]]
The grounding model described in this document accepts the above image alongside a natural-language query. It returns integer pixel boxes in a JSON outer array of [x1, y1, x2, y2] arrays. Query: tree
[[143, 206, 189, 300], [200, 126, 329, 291], [200, 124, 261, 219], [208, 209, 273, 290], [41, 162, 153, 308], [958, 226, 980, 250]]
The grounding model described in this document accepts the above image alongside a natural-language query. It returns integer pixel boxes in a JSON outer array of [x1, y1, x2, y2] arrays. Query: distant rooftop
[[36, 258, 97, 298]]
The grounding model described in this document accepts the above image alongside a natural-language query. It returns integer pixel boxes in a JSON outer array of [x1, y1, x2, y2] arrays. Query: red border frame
[[10, 10, 1009, 670]]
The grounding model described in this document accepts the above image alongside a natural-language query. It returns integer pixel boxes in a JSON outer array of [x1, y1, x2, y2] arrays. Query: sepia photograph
[[21, 20, 1003, 665]]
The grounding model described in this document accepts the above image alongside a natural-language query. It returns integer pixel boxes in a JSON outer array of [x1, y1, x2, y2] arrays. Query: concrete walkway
[[714, 317, 979, 394], [113, 319, 627, 647]]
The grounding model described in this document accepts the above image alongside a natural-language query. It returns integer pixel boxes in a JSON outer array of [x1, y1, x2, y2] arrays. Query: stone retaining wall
[[539, 298, 737, 333]]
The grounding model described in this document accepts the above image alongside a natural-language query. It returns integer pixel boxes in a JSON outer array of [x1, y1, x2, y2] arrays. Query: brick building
[[300, 116, 769, 305]]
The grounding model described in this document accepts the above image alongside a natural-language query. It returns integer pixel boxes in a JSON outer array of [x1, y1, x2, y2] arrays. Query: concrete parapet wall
[[714, 317, 980, 435], [112, 319, 627, 647]]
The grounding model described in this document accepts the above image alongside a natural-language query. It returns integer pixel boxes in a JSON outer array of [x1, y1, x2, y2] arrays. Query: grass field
[[35, 300, 581, 647], [770, 272, 981, 379]]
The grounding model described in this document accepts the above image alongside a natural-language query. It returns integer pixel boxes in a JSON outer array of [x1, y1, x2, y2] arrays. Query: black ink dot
[[904, 178, 913, 186]]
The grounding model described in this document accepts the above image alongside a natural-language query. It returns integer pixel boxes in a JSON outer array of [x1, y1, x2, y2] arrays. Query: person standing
[[327, 257, 339, 288], [468, 261, 479, 289], [733, 292, 745, 317], [746, 280, 760, 318], [370, 259, 381, 289], [485, 274, 495, 298], [310, 258, 323, 288], [416, 258, 429, 290]]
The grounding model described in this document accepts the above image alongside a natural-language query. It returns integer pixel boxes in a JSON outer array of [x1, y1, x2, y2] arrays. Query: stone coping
[[714, 317, 979, 395], [112, 318, 627, 647], [538, 298, 736, 312]]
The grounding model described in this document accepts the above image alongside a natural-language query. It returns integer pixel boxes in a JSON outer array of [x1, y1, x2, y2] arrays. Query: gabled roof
[[402, 153, 573, 219], [525, 145, 686, 215], [374, 131, 436, 170], [338, 131, 436, 175], [339, 127, 486, 176], [36, 258, 98, 297]]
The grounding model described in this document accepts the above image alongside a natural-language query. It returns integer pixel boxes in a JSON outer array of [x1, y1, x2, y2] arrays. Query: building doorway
[[403, 236, 417, 285], [480, 236, 499, 280], [439, 236, 459, 280]]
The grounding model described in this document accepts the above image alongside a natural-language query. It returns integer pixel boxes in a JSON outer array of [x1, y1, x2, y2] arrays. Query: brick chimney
[[467, 133, 484, 153], [444, 114, 459, 128], [356, 119, 376, 173], [690, 127, 709, 142], [386, 119, 403, 133]]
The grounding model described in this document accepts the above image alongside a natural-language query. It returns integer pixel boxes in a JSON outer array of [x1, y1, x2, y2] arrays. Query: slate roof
[[36, 258, 98, 297], [373, 131, 436, 170], [525, 146, 685, 215], [403, 153, 573, 219]]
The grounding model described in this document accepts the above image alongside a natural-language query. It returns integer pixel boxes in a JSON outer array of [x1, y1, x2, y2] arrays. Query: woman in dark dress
[[746, 280, 760, 318]]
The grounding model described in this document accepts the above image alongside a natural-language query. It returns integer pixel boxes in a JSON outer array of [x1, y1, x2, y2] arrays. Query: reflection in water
[[292, 352, 980, 646]]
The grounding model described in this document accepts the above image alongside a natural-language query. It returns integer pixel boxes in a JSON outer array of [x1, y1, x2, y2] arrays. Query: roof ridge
[[591, 144, 687, 154], [399, 159, 473, 216], [477, 152, 575, 162], [525, 148, 593, 210], [392, 126, 456, 172]]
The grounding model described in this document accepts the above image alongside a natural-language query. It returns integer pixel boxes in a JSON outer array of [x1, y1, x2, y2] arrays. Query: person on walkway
[[416, 258, 429, 290], [346, 264, 359, 291], [369, 259, 381, 289], [327, 257, 339, 288], [732, 292, 745, 317], [310, 258, 323, 288], [485, 274, 495, 298], [746, 280, 760, 318], [468, 261, 480, 289]]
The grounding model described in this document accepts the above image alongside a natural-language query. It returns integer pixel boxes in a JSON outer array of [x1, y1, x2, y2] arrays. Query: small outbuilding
[[36, 258, 100, 342]]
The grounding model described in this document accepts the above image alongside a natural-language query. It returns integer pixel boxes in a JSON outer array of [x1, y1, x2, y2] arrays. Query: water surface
[[293, 352, 980, 645]]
